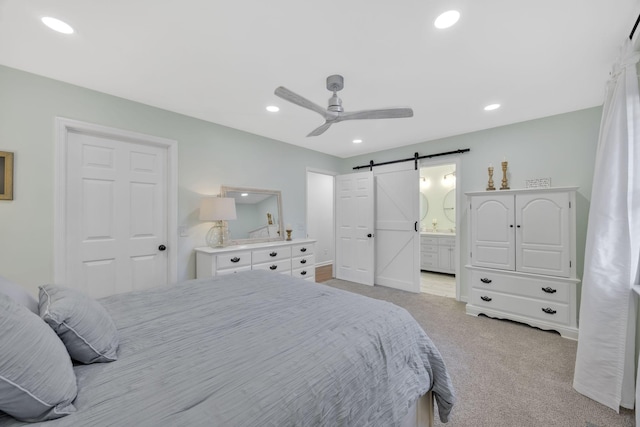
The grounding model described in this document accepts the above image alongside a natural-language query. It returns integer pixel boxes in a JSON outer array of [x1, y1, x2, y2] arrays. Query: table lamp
[[199, 197, 237, 247]]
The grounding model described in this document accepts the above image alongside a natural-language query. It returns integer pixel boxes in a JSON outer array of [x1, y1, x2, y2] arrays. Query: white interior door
[[58, 121, 176, 298], [335, 171, 374, 285], [374, 166, 420, 292]]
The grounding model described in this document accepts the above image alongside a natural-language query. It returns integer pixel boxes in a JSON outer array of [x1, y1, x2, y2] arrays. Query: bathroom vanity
[[420, 232, 456, 275]]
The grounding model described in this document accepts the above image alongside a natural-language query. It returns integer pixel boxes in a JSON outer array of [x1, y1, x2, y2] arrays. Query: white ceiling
[[1, 1, 638, 158]]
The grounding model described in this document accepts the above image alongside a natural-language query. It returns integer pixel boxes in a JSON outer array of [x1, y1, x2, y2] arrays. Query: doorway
[[419, 159, 460, 299]]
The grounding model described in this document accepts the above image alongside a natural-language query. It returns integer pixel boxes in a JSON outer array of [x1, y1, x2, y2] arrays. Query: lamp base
[[205, 222, 228, 247]]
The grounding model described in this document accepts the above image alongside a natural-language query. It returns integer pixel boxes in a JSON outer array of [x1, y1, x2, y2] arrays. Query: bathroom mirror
[[443, 189, 456, 223], [420, 192, 429, 220], [220, 186, 284, 245]]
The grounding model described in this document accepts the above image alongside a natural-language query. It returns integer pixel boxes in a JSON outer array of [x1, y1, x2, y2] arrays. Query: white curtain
[[573, 38, 640, 413]]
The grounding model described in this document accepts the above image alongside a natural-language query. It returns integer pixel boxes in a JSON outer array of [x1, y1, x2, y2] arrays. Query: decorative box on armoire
[[465, 187, 580, 339]]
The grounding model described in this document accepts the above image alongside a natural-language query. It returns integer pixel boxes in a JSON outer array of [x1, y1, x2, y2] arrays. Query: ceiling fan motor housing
[[326, 74, 344, 92]]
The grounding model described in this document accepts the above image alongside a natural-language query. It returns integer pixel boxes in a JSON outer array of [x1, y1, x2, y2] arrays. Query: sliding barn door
[[374, 165, 420, 293], [335, 172, 374, 286]]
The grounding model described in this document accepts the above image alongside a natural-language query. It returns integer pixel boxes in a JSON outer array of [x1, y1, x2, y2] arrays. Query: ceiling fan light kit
[[275, 75, 414, 137]]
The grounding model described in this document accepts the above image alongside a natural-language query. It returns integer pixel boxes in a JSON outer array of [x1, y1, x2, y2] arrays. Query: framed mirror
[[220, 186, 284, 245], [443, 189, 456, 223]]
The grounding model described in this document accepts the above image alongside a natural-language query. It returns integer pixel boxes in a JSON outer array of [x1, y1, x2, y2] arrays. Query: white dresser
[[420, 232, 456, 274], [465, 187, 580, 339], [195, 239, 316, 282]]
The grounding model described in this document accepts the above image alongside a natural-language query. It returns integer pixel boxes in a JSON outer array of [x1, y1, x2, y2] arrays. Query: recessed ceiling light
[[353, 139, 363, 144], [41, 17, 74, 34], [266, 105, 279, 112], [434, 10, 460, 29], [241, 193, 248, 197], [484, 104, 501, 111]]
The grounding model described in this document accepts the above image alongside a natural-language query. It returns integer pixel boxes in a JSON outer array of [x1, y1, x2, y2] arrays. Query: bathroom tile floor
[[420, 271, 456, 298]]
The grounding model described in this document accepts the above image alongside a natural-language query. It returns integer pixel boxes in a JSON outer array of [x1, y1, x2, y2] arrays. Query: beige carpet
[[323, 278, 635, 427]]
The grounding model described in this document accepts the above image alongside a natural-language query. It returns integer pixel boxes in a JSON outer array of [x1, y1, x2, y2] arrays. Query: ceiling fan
[[274, 75, 414, 137]]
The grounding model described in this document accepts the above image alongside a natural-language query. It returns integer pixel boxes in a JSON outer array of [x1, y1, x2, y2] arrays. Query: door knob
[[367, 233, 373, 238], [158, 245, 167, 251]]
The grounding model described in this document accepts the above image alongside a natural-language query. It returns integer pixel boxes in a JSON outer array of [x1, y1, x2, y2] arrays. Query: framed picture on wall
[[0, 151, 14, 200]]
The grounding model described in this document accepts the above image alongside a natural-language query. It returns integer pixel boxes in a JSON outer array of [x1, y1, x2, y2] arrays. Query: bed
[[0, 270, 455, 426]]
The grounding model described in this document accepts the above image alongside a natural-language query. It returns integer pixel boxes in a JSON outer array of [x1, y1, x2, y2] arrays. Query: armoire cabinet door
[[515, 192, 571, 277], [469, 194, 515, 271]]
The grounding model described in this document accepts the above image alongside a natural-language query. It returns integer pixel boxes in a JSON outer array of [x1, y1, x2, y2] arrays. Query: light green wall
[[343, 107, 602, 300], [0, 64, 602, 303], [0, 65, 342, 295]]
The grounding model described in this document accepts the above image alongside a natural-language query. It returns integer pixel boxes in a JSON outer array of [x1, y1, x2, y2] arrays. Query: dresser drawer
[[292, 266, 314, 280], [253, 259, 291, 274], [292, 243, 314, 256], [216, 266, 252, 276], [421, 244, 438, 253], [216, 251, 252, 269], [293, 254, 315, 269], [470, 288, 570, 326], [470, 270, 571, 303], [252, 247, 291, 264]]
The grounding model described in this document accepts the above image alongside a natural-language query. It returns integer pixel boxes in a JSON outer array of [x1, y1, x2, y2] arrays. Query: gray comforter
[[0, 270, 454, 426]]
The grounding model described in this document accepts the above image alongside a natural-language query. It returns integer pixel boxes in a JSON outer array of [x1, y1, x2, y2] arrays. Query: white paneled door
[[374, 166, 420, 293], [335, 171, 374, 285], [62, 126, 172, 298]]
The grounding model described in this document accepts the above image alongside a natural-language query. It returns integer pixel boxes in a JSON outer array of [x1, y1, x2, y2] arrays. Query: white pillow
[[0, 292, 77, 421], [0, 275, 38, 314], [39, 285, 119, 364]]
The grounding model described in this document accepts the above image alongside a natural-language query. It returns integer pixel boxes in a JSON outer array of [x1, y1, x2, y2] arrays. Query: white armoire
[[465, 187, 580, 339]]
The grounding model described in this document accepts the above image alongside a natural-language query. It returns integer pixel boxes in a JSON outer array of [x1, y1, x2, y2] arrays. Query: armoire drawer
[[470, 289, 570, 326], [252, 247, 292, 264], [253, 259, 292, 274], [470, 270, 571, 303], [216, 251, 252, 269]]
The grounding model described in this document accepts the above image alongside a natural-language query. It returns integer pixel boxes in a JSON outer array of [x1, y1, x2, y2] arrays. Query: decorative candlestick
[[486, 165, 495, 191], [285, 224, 293, 241], [500, 161, 510, 190]]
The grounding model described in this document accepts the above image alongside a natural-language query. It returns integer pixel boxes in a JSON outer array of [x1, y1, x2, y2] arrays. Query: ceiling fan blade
[[337, 107, 414, 122], [275, 86, 327, 117], [307, 121, 333, 137]]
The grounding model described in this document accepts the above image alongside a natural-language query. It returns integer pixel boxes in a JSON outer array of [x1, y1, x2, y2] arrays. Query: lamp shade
[[199, 197, 237, 221]]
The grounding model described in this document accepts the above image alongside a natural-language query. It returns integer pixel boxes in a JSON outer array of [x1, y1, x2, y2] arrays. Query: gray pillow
[[0, 292, 77, 422], [0, 275, 38, 314], [39, 285, 119, 364]]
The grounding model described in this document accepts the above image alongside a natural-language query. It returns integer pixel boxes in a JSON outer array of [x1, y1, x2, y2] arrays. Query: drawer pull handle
[[300, 247, 307, 252], [269, 265, 278, 270], [300, 270, 307, 275], [542, 307, 557, 315], [541, 287, 557, 294], [269, 252, 278, 257], [480, 296, 492, 302], [480, 278, 492, 284], [230, 257, 240, 263], [300, 259, 307, 264]]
